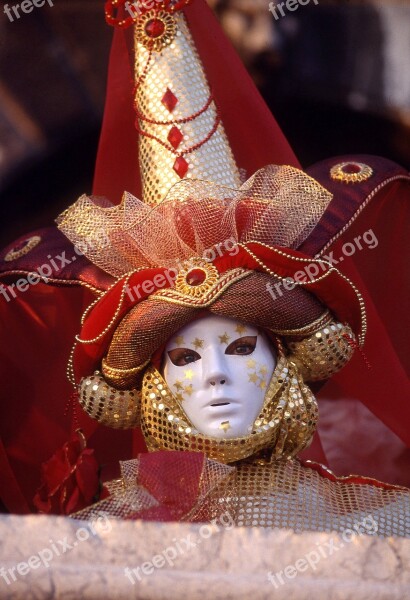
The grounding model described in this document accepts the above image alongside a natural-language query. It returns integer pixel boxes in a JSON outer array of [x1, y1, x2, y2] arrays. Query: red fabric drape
[[0, 286, 146, 513], [313, 178, 410, 485]]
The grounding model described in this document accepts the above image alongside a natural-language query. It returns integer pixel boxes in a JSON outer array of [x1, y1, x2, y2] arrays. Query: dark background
[[1, 0, 409, 248]]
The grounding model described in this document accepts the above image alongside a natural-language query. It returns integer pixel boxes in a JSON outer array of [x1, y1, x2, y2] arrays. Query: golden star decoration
[[173, 380, 184, 392], [183, 384, 194, 396], [235, 324, 247, 335], [174, 336, 185, 346], [259, 365, 268, 375], [259, 380, 267, 390], [248, 373, 259, 384], [192, 338, 204, 350], [184, 369, 194, 380], [219, 333, 231, 345], [175, 392, 184, 403], [246, 359, 256, 369], [219, 421, 231, 432]]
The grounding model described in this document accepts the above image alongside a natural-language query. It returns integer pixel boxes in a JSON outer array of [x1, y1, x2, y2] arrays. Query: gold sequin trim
[[287, 322, 355, 381], [79, 371, 141, 429]]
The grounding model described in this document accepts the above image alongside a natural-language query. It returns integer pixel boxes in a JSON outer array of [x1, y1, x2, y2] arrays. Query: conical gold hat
[[128, 5, 241, 203]]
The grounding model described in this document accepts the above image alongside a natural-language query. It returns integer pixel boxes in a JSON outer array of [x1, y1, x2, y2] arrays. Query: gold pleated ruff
[[140, 359, 318, 464]]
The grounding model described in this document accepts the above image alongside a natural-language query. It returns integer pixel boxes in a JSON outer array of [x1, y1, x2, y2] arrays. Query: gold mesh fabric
[[56, 165, 332, 279], [73, 456, 410, 537], [73, 455, 237, 524], [232, 459, 410, 536], [140, 359, 318, 464], [134, 13, 241, 205]]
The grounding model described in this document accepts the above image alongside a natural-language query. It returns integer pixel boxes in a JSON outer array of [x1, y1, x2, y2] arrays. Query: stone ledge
[[0, 515, 409, 599]]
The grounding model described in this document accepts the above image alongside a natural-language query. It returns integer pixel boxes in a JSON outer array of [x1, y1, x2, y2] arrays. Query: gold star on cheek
[[246, 359, 256, 369], [219, 333, 231, 345], [184, 369, 194, 381], [174, 336, 185, 346], [192, 338, 204, 350], [175, 392, 184, 403], [248, 373, 259, 384], [235, 324, 247, 335], [259, 380, 267, 390], [173, 380, 184, 392], [184, 384, 193, 397], [259, 365, 268, 376], [219, 421, 231, 432]]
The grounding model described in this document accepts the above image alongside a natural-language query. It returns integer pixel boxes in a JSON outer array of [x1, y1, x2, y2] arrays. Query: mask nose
[[203, 347, 230, 388], [209, 378, 226, 386]]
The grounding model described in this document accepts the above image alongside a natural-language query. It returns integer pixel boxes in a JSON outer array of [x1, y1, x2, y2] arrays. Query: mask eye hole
[[225, 336, 257, 356], [168, 348, 201, 367]]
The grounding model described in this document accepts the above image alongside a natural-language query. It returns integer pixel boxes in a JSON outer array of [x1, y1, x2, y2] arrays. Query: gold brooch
[[135, 10, 177, 52], [174, 259, 219, 299], [4, 235, 41, 262], [330, 162, 373, 184]]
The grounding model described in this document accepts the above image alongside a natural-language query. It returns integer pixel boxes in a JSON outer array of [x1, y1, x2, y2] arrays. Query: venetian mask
[[163, 314, 277, 439]]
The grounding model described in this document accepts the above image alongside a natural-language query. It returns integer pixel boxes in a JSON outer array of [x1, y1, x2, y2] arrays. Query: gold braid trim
[[274, 310, 332, 337]]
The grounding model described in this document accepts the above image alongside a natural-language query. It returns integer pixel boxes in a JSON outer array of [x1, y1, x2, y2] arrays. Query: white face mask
[[163, 315, 276, 439]]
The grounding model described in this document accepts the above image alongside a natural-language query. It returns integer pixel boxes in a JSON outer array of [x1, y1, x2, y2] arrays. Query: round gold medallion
[[175, 259, 219, 299], [135, 10, 177, 52], [330, 162, 373, 184], [4, 235, 42, 262]]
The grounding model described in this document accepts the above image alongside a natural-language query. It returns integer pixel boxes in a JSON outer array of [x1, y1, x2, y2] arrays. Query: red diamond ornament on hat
[[162, 88, 178, 113], [168, 126, 184, 150], [173, 156, 189, 178]]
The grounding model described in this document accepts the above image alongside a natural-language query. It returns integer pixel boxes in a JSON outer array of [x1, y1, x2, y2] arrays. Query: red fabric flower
[[33, 430, 100, 516]]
